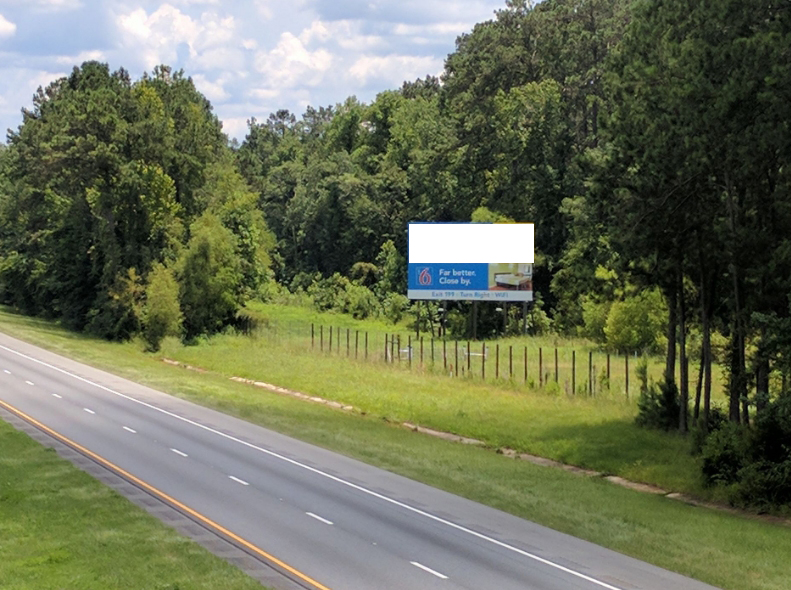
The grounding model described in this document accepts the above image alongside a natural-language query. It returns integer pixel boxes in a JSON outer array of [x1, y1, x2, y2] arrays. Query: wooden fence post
[[311, 324, 314, 348], [467, 341, 471, 374], [496, 344, 500, 379], [555, 347, 559, 383], [572, 350, 576, 394], [408, 336, 412, 368], [320, 325, 324, 351], [431, 338, 435, 364], [397, 336, 401, 362], [420, 337, 424, 366], [455, 341, 459, 377], [589, 351, 593, 395], [329, 326, 333, 352], [384, 334, 388, 362], [346, 328, 350, 356], [443, 339, 447, 371], [355, 330, 359, 359], [482, 342, 486, 380], [365, 332, 368, 359], [539, 347, 543, 386], [524, 347, 528, 383], [509, 345, 513, 379], [625, 354, 630, 400]]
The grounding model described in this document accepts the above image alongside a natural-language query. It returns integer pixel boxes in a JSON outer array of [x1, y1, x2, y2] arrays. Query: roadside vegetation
[[1, 307, 790, 590], [0, 414, 265, 590], [0, 0, 789, 577]]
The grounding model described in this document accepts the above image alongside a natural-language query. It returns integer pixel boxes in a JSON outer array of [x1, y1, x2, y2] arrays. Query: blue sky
[[0, 0, 505, 142]]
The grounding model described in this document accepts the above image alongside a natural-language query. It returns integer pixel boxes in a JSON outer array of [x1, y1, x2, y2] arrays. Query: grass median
[[0, 418, 265, 590], [1, 306, 788, 590]]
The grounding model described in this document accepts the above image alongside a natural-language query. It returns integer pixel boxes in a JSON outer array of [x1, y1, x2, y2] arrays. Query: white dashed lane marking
[[3, 369, 10, 374], [228, 475, 249, 486], [52, 394, 62, 399], [171, 448, 188, 457], [306, 512, 333, 525], [410, 561, 448, 580], [83, 408, 95, 415], [25, 380, 34, 386], [123, 426, 137, 434]]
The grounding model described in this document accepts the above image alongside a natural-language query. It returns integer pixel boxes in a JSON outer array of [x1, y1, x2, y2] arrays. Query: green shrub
[[382, 293, 409, 324], [343, 282, 378, 319], [86, 269, 144, 341], [581, 297, 610, 344], [177, 213, 244, 340], [732, 459, 791, 510], [701, 423, 747, 487], [307, 273, 349, 312], [636, 380, 681, 430], [604, 289, 666, 353], [690, 406, 728, 455], [142, 263, 182, 351]]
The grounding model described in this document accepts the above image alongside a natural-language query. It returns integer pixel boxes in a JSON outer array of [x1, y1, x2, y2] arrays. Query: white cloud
[[0, 0, 506, 141], [192, 73, 229, 102], [348, 54, 441, 87], [54, 49, 105, 66], [192, 46, 244, 71], [393, 22, 469, 36], [115, 5, 236, 70], [219, 115, 249, 140], [254, 32, 332, 89], [299, 19, 384, 52], [254, 0, 274, 20], [0, 14, 17, 37]]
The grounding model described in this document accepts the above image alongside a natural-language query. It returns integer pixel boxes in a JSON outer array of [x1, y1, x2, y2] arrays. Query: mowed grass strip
[[244, 301, 728, 394], [162, 329, 703, 495], [1, 307, 790, 590], [0, 418, 266, 590]]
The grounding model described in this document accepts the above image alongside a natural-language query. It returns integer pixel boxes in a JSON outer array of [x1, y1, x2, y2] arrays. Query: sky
[[0, 0, 505, 143]]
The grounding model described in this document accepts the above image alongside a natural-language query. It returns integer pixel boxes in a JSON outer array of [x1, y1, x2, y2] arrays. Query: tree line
[[1, 0, 789, 507]]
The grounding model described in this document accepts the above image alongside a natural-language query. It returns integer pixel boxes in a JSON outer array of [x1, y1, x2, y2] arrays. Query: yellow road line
[[0, 398, 331, 590]]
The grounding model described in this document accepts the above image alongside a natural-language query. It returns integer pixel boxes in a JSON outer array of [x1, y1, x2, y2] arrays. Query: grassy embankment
[[0, 418, 265, 590], [1, 305, 786, 590]]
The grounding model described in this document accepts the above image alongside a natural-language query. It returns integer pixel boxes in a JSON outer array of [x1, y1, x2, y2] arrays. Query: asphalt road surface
[[0, 332, 721, 590]]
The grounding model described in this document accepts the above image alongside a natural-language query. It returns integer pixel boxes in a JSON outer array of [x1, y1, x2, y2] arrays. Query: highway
[[0, 332, 720, 590]]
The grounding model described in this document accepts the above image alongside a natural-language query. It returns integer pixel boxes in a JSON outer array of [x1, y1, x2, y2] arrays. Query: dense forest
[[1, 0, 790, 507]]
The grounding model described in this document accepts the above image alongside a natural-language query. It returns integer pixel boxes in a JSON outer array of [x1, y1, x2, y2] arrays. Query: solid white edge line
[[229, 475, 249, 486], [83, 408, 95, 414], [0, 342, 623, 590], [411, 561, 448, 580], [171, 448, 188, 457], [306, 512, 333, 526], [123, 426, 137, 433]]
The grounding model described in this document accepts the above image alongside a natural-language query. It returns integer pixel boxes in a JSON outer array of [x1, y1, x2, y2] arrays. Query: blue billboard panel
[[407, 263, 533, 302]]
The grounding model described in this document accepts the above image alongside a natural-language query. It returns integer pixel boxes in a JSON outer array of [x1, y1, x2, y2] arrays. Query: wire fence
[[244, 317, 671, 400]]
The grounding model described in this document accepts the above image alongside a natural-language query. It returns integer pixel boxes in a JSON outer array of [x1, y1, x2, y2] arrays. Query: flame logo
[[418, 268, 432, 286]]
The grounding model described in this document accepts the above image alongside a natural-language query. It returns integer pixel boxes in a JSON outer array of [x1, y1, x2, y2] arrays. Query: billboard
[[407, 223, 534, 302]]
